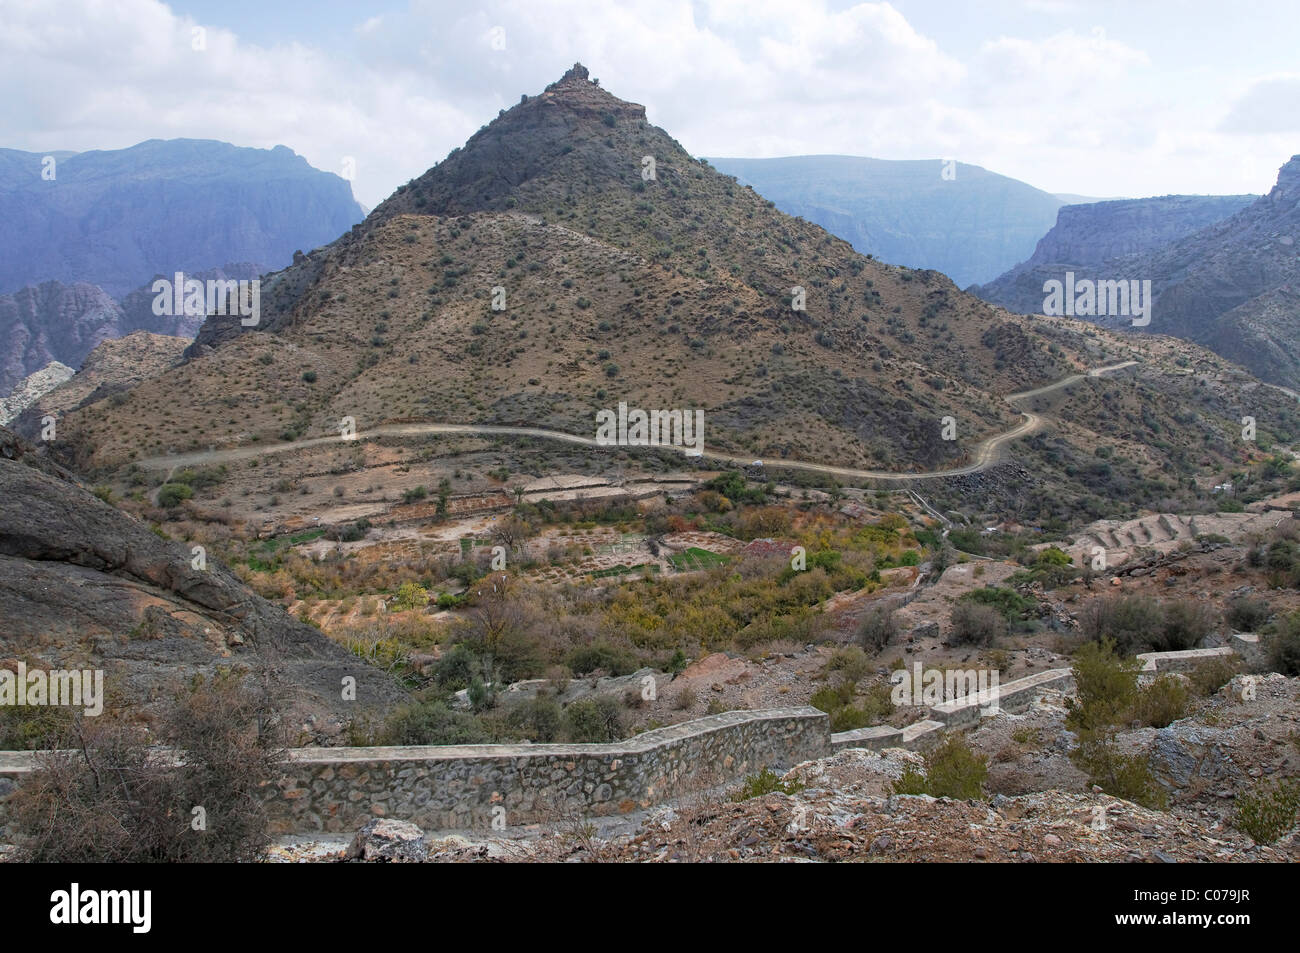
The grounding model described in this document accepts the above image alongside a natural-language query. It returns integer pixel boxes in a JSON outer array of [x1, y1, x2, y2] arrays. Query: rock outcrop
[[0, 427, 406, 735]]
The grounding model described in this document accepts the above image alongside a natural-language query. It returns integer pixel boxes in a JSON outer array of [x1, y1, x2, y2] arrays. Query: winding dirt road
[[136, 361, 1139, 484]]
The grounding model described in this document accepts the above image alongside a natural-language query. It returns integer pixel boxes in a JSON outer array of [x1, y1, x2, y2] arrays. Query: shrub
[[11, 670, 283, 862], [384, 699, 490, 745], [1226, 595, 1272, 632], [810, 683, 854, 714], [960, 586, 1034, 621], [0, 700, 74, 750], [505, 696, 562, 742], [390, 581, 429, 612], [1232, 778, 1300, 844], [891, 734, 987, 800], [566, 642, 638, 676], [156, 482, 193, 508], [1131, 674, 1190, 728], [1079, 594, 1162, 654], [1069, 732, 1167, 810], [1066, 638, 1140, 732], [1188, 655, 1241, 696], [1151, 600, 1216, 652], [1267, 612, 1300, 675], [857, 606, 898, 652], [561, 696, 625, 743], [301, 370, 317, 383], [826, 645, 870, 684], [948, 602, 1006, 646], [731, 768, 805, 801]]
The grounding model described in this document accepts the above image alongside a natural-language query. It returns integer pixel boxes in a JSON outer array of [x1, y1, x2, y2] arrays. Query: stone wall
[[0, 708, 829, 838], [265, 707, 828, 834]]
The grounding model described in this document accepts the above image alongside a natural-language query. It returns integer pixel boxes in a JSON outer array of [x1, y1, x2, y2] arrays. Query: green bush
[[1079, 594, 1163, 654], [1187, 655, 1241, 696], [156, 483, 193, 508], [566, 642, 638, 676], [1066, 638, 1140, 733], [390, 581, 429, 612], [561, 696, 625, 743], [731, 768, 804, 801], [384, 699, 489, 745], [1266, 612, 1300, 675], [1131, 674, 1190, 728], [505, 696, 562, 742], [1151, 600, 1216, 652], [960, 586, 1034, 621], [891, 734, 987, 800], [1232, 778, 1300, 844], [1226, 595, 1272, 632], [1069, 732, 1168, 810]]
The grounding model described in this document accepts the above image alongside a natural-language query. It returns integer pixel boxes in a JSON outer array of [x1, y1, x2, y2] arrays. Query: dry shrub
[[10, 669, 284, 863]]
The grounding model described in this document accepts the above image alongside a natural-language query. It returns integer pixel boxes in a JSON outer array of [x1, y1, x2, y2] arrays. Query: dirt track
[[134, 361, 1139, 482]]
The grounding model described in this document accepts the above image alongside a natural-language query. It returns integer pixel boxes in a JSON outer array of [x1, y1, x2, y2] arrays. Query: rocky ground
[[273, 670, 1300, 863]]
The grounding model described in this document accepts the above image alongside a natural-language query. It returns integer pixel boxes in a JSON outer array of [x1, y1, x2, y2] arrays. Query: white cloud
[[0, 0, 1290, 207]]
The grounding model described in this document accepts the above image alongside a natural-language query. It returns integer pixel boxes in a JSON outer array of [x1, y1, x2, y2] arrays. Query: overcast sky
[[3, 0, 1297, 208]]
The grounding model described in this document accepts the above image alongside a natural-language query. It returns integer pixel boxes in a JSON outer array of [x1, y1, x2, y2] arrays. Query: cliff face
[[0, 282, 123, 395], [972, 193, 1256, 314], [1029, 195, 1257, 265], [973, 159, 1300, 389], [0, 139, 364, 298], [0, 427, 405, 733], [7, 331, 189, 439], [0, 264, 261, 395], [0, 361, 74, 426]]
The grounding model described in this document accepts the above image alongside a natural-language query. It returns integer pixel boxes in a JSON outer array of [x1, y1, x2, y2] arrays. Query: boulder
[[345, 818, 429, 862]]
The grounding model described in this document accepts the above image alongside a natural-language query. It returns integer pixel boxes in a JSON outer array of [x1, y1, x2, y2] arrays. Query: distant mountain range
[[974, 159, 1300, 388], [0, 139, 365, 395], [705, 155, 1069, 288], [0, 264, 260, 394], [0, 139, 364, 298]]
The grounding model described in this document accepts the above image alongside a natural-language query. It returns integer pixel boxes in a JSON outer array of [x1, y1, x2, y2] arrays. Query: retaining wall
[[0, 707, 830, 837]]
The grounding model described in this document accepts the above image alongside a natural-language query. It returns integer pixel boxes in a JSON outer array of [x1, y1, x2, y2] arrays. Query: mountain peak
[[535, 62, 645, 120], [550, 62, 591, 87], [1271, 154, 1300, 200]]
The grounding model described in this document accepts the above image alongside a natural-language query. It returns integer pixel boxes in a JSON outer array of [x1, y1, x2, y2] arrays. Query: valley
[[1, 42, 1298, 881]]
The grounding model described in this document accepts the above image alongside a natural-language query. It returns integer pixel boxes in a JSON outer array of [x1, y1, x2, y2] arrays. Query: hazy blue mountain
[[0, 263, 262, 395], [972, 193, 1258, 316], [0, 139, 364, 297], [705, 155, 1066, 287]]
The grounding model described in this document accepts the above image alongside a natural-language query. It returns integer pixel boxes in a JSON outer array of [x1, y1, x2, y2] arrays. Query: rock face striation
[[7, 330, 188, 439], [0, 264, 260, 395], [972, 193, 1256, 312], [0, 139, 364, 298], [976, 158, 1300, 389], [0, 427, 405, 733], [0, 360, 74, 425]]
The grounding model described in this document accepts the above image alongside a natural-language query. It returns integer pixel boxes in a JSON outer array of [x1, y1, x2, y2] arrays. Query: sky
[[2, 0, 1297, 209]]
